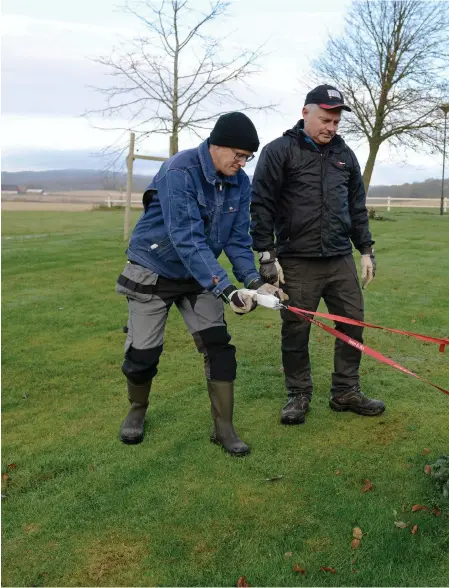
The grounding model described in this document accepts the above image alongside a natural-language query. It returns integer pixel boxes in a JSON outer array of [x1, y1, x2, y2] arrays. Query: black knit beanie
[[209, 112, 259, 153]]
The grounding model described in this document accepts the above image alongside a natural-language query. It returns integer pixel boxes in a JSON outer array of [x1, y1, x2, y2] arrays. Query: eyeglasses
[[231, 149, 255, 163]]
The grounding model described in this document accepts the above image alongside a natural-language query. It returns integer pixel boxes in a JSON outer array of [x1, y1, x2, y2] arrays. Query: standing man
[[116, 112, 284, 455], [251, 84, 385, 425]]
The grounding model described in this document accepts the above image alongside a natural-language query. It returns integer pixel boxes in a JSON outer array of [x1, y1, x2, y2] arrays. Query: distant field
[[1, 209, 449, 587]]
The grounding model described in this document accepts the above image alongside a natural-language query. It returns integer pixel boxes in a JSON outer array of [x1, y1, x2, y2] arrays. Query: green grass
[[2, 209, 448, 587]]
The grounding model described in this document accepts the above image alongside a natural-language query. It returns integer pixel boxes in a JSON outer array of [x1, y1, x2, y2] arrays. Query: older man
[[116, 112, 284, 455], [251, 84, 385, 425]]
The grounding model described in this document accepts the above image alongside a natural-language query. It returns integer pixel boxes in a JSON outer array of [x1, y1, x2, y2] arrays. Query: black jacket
[[250, 120, 374, 257]]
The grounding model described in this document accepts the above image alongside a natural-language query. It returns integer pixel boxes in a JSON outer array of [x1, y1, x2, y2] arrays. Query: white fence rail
[[105, 195, 448, 212]]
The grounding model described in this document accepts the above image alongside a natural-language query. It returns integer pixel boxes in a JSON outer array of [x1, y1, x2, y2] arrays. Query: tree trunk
[[362, 142, 381, 193]]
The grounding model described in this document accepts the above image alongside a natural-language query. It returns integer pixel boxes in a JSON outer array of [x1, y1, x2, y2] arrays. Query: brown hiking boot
[[329, 386, 385, 416], [120, 380, 151, 444], [207, 380, 250, 457], [281, 394, 310, 425]]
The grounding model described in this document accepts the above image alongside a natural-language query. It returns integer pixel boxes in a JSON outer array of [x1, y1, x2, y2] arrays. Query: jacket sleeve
[[250, 139, 286, 252], [348, 150, 374, 254], [159, 169, 234, 296], [223, 178, 260, 286]]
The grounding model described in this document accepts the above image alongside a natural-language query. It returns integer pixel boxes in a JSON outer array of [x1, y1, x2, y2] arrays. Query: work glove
[[258, 250, 285, 287], [256, 282, 289, 302], [360, 253, 376, 289], [221, 285, 257, 314]]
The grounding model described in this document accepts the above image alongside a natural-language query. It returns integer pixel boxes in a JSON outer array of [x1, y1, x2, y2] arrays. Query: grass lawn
[[1, 208, 448, 587]]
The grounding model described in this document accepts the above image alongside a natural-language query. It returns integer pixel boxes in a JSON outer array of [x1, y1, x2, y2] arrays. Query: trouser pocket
[[116, 261, 158, 302]]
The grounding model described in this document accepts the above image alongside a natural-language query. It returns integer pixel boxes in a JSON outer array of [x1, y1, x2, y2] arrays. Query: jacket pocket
[[219, 197, 240, 242], [116, 262, 158, 302]]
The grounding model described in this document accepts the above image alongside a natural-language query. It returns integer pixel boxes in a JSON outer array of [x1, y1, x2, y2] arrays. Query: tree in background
[[87, 0, 273, 161], [313, 0, 449, 191]]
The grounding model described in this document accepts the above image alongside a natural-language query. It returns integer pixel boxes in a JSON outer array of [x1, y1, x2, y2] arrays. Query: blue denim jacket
[[127, 139, 260, 297]]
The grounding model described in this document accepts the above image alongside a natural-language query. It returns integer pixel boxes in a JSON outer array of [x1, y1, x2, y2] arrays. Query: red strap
[[286, 306, 449, 396], [286, 306, 448, 351]]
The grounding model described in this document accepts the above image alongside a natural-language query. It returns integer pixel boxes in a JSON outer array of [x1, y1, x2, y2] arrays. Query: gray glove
[[258, 250, 285, 287], [361, 253, 376, 289], [221, 285, 257, 314]]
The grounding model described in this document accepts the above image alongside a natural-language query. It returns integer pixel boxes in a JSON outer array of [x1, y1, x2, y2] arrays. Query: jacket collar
[[198, 139, 239, 186]]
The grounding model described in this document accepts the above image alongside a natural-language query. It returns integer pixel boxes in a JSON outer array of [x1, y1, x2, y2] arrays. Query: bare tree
[[86, 0, 273, 161], [313, 0, 449, 191]]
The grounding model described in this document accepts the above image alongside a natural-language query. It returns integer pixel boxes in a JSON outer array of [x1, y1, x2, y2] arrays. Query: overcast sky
[[2, 0, 446, 185]]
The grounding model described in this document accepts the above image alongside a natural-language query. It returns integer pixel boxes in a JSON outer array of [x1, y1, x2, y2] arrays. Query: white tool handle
[[239, 289, 282, 309]]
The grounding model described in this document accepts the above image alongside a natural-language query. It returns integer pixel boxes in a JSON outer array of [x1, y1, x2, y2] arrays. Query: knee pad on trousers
[[121, 345, 163, 384], [195, 326, 237, 381]]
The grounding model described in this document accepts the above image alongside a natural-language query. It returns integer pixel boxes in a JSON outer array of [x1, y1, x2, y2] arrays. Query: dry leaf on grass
[[411, 525, 419, 535], [1, 473, 8, 482], [293, 564, 306, 574], [433, 506, 441, 517], [285, 552, 292, 557], [424, 465, 432, 474], [7, 463, 17, 470], [353, 527, 363, 540], [351, 539, 360, 549], [422, 448, 431, 455], [237, 576, 249, 587], [361, 479, 373, 493], [394, 521, 409, 528], [319, 566, 336, 573], [335, 470, 341, 475], [411, 504, 423, 512]]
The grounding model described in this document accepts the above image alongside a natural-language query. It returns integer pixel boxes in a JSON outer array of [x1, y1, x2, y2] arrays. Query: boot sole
[[120, 434, 144, 444], [210, 437, 250, 457], [281, 414, 306, 425], [329, 402, 385, 416]]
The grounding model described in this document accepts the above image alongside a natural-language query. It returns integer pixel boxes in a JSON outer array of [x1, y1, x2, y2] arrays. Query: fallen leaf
[[361, 479, 373, 493], [89, 464, 95, 471], [352, 569, 359, 574], [351, 539, 360, 549], [319, 566, 336, 574], [293, 564, 306, 574], [285, 552, 292, 557], [433, 506, 441, 517], [353, 527, 363, 540], [1, 473, 8, 482], [335, 470, 341, 475], [264, 475, 283, 482], [394, 521, 409, 528], [421, 448, 431, 455], [237, 576, 249, 587], [411, 525, 418, 535], [265, 324, 271, 329], [411, 504, 423, 512], [424, 465, 432, 475], [7, 463, 17, 470], [411, 319, 416, 324]]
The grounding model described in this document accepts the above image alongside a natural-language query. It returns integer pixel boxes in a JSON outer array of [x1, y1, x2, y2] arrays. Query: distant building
[[25, 188, 45, 195], [1, 184, 20, 193]]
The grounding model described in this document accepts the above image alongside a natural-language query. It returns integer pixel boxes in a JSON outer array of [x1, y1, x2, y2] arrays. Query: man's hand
[[361, 254, 376, 289], [222, 285, 257, 314], [258, 250, 285, 287], [256, 282, 289, 302]]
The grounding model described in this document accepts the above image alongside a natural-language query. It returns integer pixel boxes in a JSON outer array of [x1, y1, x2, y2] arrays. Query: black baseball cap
[[304, 84, 351, 112]]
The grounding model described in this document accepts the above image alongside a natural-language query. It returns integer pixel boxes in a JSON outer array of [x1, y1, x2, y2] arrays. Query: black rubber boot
[[281, 393, 310, 425], [329, 385, 385, 416], [119, 380, 151, 444], [207, 380, 249, 457]]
